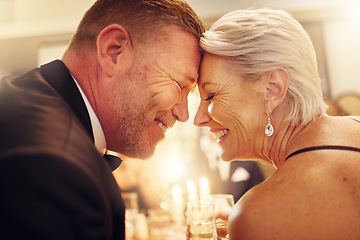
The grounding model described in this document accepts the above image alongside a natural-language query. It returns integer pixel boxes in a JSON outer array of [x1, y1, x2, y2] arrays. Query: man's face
[[105, 25, 201, 159]]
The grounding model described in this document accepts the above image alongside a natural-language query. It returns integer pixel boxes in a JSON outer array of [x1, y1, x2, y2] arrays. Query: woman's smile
[[211, 128, 229, 142]]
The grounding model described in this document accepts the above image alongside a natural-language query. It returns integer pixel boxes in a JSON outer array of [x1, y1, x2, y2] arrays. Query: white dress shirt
[[72, 76, 107, 155]]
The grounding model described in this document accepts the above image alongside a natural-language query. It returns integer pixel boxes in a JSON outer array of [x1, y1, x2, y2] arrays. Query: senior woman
[[194, 9, 360, 240]]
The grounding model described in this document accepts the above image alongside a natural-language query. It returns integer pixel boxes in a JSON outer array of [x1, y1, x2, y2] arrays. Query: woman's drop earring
[[265, 112, 274, 137]]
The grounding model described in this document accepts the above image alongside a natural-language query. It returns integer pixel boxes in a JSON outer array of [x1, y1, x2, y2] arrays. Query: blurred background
[[1, 0, 360, 211]]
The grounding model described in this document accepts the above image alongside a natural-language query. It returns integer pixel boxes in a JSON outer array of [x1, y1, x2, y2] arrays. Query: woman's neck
[[262, 117, 321, 168]]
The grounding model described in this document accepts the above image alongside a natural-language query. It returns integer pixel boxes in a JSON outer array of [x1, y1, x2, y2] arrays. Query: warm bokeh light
[[172, 184, 182, 199], [349, 7, 360, 20], [157, 144, 186, 184], [199, 177, 211, 201]]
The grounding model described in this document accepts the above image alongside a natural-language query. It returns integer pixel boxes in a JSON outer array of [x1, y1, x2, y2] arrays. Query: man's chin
[[137, 137, 166, 160], [134, 149, 154, 160], [115, 134, 165, 160], [127, 143, 158, 160]]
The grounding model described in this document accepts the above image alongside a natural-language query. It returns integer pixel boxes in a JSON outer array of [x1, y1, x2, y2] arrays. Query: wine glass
[[210, 194, 234, 240], [186, 201, 217, 240]]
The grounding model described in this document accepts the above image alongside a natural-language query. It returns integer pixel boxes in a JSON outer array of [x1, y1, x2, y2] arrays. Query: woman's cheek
[[208, 101, 224, 123], [208, 101, 231, 124]]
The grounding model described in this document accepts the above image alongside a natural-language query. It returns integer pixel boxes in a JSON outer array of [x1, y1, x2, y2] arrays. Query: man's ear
[[265, 68, 289, 113], [97, 24, 133, 77]]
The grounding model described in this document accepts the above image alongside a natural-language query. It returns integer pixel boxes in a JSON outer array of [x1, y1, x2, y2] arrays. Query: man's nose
[[172, 93, 189, 122]]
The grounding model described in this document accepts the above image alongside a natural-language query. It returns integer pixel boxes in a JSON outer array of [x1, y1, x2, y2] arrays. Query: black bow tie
[[104, 153, 122, 171]]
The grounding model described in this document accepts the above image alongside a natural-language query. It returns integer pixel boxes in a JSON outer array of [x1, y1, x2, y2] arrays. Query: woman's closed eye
[[205, 94, 215, 101]]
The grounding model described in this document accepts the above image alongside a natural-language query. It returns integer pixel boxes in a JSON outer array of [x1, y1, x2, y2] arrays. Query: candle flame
[[187, 180, 197, 195], [200, 177, 209, 189], [172, 184, 182, 198]]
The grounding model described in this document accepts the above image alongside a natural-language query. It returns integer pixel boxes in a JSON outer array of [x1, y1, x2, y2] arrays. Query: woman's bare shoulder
[[228, 171, 293, 240], [228, 158, 360, 240]]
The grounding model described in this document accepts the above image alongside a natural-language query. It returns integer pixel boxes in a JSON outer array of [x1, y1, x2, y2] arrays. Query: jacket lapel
[[40, 60, 94, 141]]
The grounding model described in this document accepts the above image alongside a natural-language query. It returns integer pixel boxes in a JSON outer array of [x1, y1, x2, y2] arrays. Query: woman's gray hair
[[201, 9, 328, 125]]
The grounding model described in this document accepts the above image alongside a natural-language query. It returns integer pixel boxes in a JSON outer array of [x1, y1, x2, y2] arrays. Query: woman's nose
[[194, 101, 211, 127]]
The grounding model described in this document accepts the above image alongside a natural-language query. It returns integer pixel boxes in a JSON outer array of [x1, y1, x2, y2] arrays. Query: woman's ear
[[265, 68, 289, 113], [97, 24, 134, 77]]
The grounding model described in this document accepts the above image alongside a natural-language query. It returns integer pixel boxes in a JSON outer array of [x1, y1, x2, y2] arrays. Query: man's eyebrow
[[185, 74, 197, 90], [188, 76, 197, 84], [188, 77, 197, 93]]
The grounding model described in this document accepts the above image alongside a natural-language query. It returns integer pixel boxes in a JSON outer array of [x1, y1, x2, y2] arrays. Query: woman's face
[[194, 54, 266, 161]]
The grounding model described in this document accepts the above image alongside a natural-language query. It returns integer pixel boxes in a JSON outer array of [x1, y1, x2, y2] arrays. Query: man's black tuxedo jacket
[[0, 60, 125, 240]]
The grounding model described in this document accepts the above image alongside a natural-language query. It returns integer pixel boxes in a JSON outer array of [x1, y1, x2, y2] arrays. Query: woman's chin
[[219, 149, 236, 162]]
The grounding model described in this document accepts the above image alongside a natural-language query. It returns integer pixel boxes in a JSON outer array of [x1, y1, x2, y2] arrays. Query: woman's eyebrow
[[201, 81, 217, 90]]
